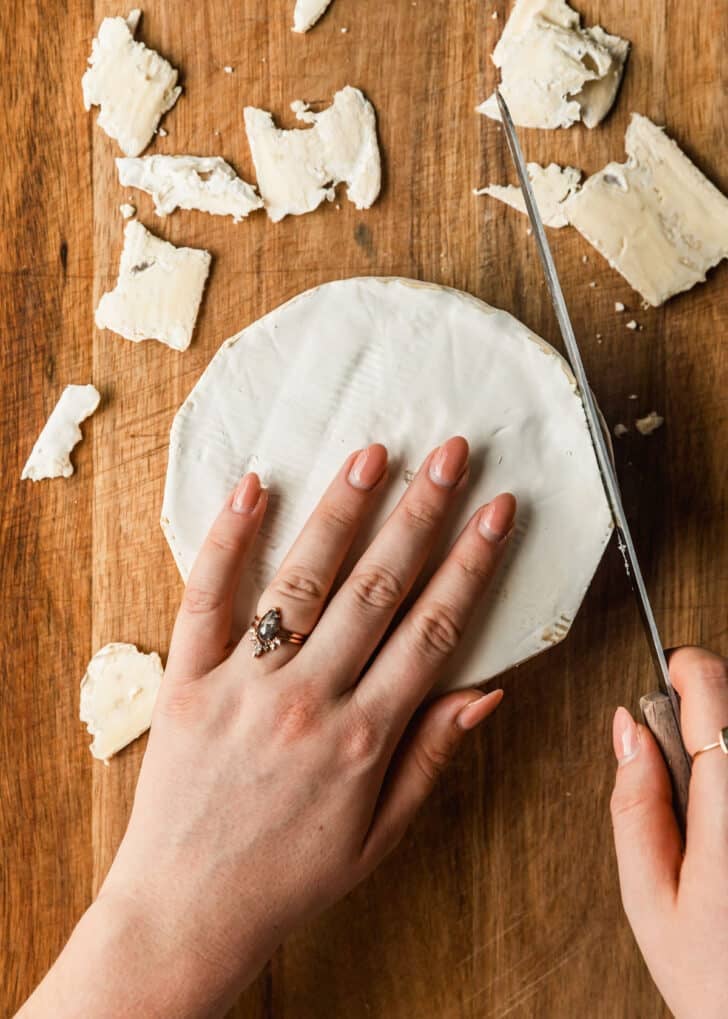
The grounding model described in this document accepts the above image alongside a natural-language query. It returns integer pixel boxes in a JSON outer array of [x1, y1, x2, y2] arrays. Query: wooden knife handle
[[640, 691, 691, 836]]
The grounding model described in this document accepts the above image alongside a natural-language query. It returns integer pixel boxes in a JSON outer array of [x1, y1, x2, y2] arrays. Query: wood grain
[[2, 1, 727, 1016]]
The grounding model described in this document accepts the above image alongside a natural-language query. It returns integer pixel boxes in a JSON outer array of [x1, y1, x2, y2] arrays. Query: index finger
[[669, 646, 728, 851]]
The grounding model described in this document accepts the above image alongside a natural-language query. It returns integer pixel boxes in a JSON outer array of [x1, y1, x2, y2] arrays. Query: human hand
[[610, 647, 728, 1019], [74, 437, 515, 1015]]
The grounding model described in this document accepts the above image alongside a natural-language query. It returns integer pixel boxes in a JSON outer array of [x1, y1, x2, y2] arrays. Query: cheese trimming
[[292, 0, 334, 32], [21, 385, 101, 482]]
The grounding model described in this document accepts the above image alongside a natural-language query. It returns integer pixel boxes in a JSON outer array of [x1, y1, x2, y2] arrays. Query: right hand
[[610, 646, 728, 1018]]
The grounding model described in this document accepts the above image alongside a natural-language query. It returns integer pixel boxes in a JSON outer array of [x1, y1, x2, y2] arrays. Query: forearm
[[17, 892, 262, 1019]]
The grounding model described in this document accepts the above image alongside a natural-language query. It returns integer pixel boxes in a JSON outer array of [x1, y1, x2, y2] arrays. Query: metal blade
[[494, 89, 682, 724]]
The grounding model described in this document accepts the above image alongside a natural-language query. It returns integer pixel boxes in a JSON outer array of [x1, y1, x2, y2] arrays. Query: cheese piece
[[476, 162, 581, 228], [477, 0, 629, 130], [95, 221, 211, 351], [21, 385, 100, 482], [80, 643, 163, 761], [82, 10, 181, 157], [565, 114, 728, 306], [162, 277, 613, 691], [293, 0, 334, 32], [116, 155, 263, 222], [635, 412, 664, 436], [244, 86, 381, 222]]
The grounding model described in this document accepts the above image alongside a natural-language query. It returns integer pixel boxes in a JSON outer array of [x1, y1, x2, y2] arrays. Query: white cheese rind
[[565, 114, 728, 305], [293, 0, 334, 32], [161, 277, 613, 691], [478, 0, 629, 130], [82, 10, 181, 157], [476, 162, 581, 228], [95, 221, 212, 351], [21, 385, 101, 482], [116, 155, 263, 222], [244, 86, 381, 222], [80, 643, 163, 761]]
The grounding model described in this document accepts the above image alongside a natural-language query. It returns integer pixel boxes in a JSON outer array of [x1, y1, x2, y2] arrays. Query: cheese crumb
[[635, 412, 664, 435], [223, 65, 234, 73], [119, 202, 136, 219], [588, 281, 596, 288], [625, 319, 638, 330], [95, 220, 211, 351], [613, 423, 628, 437], [581, 254, 589, 263], [158, 127, 168, 137], [614, 301, 625, 312], [82, 10, 181, 156], [628, 393, 638, 400], [341, 27, 348, 33], [22, 385, 101, 482]]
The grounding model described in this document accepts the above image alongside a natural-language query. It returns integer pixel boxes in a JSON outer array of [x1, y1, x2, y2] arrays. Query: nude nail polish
[[429, 437, 469, 488], [348, 444, 387, 490], [456, 689, 504, 731], [479, 493, 517, 543], [232, 473, 261, 514], [613, 706, 640, 765]]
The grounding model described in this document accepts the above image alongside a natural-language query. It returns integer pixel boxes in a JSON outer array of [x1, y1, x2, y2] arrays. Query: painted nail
[[613, 706, 640, 765], [429, 436, 469, 488], [232, 473, 261, 514], [348, 444, 387, 490], [456, 689, 504, 731], [479, 493, 517, 543]]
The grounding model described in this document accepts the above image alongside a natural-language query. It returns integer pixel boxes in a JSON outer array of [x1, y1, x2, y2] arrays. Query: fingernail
[[613, 706, 640, 765], [429, 436, 469, 488], [348, 444, 387, 491], [232, 473, 261, 514], [478, 493, 517, 543], [456, 689, 504, 731]]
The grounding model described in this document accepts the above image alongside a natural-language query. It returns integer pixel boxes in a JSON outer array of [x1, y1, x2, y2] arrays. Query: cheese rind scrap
[[82, 10, 181, 157], [476, 162, 581, 228], [565, 114, 728, 306], [478, 0, 629, 130], [21, 385, 101, 482], [162, 277, 613, 692], [80, 643, 163, 761], [293, 0, 334, 32], [116, 156, 263, 222], [95, 220, 211, 351], [244, 86, 381, 222]]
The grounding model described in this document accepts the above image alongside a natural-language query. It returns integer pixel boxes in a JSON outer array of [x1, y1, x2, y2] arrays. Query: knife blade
[[494, 89, 692, 806]]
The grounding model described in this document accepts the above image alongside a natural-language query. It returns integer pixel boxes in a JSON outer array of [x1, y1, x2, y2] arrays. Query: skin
[[18, 437, 726, 1018], [610, 647, 728, 1018], [20, 437, 517, 1018]]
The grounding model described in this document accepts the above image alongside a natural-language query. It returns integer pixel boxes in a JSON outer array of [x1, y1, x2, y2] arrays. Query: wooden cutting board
[[2, 1, 726, 1015]]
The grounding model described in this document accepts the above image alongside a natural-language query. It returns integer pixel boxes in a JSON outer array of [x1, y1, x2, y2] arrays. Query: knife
[[495, 90, 692, 828]]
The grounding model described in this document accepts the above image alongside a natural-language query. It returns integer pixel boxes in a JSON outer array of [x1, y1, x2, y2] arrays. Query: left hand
[[20, 437, 516, 1018]]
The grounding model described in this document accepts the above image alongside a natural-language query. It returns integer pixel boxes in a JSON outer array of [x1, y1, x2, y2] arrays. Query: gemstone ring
[[248, 607, 309, 658]]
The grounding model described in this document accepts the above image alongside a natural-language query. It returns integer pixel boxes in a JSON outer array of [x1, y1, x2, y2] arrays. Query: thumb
[[610, 707, 681, 946], [359, 689, 503, 873]]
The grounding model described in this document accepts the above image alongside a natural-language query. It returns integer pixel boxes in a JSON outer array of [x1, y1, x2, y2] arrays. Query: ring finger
[[240, 443, 388, 671]]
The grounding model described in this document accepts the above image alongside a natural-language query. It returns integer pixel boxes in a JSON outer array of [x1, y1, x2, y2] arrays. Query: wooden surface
[[2, 1, 727, 1015]]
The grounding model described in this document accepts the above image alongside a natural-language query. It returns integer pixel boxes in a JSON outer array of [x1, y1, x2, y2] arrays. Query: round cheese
[[162, 278, 613, 690]]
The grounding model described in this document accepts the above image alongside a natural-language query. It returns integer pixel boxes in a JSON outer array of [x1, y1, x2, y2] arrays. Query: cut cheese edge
[[95, 220, 211, 351], [22, 385, 101, 482], [82, 10, 181, 157], [478, 0, 629, 129], [293, 0, 334, 32], [80, 643, 163, 760], [476, 162, 581, 228], [116, 155, 263, 221], [162, 277, 613, 692], [565, 114, 728, 305], [244, 86, 381, 222]]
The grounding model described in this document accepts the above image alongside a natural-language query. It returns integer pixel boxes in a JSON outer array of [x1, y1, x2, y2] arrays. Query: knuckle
[[270, 568, 326, 604], [319, 500, 357, 532], [342, 707, 381, 765], [453, 552, 492, 584], [207, 531, 239, 555], [182, 584, 225, 616], [609, 785, 651, 826], [413, 740, 452, 785], [411, 604, 463, 659], [272, 686, 323, 744], [350, 565, 403, 612], [402, 499, 440, 532]]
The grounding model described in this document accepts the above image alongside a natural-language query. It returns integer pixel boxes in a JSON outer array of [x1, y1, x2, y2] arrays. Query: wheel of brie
[[162, 277, 613, 690]]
